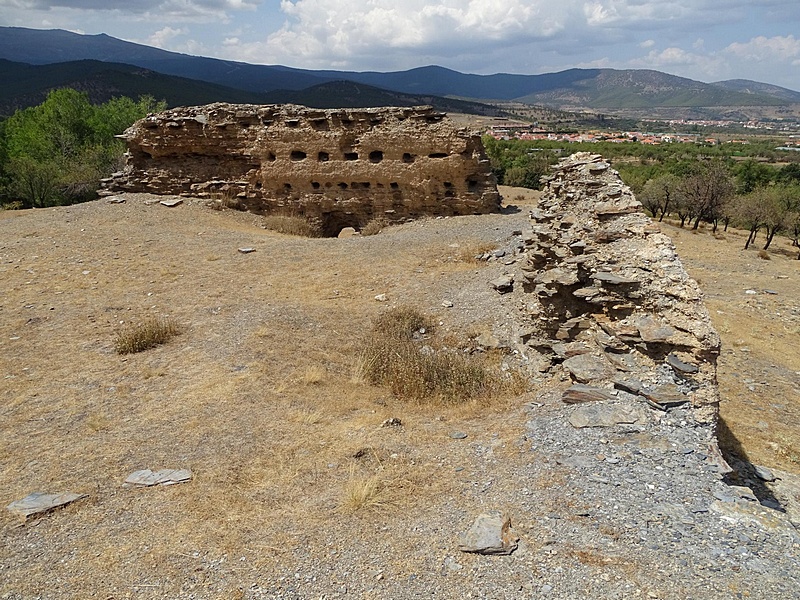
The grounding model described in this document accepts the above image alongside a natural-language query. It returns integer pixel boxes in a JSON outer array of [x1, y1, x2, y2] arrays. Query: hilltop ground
[[0, 187, 798, 598]]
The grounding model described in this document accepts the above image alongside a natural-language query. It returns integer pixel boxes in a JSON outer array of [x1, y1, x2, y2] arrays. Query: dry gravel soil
[[0, 187, 798, 599]]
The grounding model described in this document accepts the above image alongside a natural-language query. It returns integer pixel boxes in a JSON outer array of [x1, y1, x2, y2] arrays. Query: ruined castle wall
[[104, 103, 500, 234], [517, 152, 721, 425]]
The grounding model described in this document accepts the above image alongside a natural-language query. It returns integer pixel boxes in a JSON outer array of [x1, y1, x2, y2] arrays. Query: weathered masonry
[[103, 103, 501, 234]]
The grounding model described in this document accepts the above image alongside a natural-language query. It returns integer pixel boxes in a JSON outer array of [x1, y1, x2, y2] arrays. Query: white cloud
[[725, 34, 800, 62], [148, 26, 186, 48], [628, 46, 727, 80], [640, 39, 655, 48]]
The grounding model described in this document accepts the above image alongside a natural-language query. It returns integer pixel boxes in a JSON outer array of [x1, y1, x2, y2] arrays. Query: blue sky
[[1, 1, 799, 90]]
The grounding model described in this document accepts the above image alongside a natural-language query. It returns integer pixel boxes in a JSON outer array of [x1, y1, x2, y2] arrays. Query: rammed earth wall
[[103, 103, 500, 235]]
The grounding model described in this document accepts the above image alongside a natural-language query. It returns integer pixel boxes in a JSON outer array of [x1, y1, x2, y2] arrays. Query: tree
[[677, 161, 736, 231], [731, 189, 769, 250], [1, 89, 164, 208], [639, 174, 681, 221]]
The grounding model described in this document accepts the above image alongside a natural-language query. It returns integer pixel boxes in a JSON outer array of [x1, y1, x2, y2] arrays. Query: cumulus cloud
[[725, 34, 800, 62], [148, 26, 186, 48]]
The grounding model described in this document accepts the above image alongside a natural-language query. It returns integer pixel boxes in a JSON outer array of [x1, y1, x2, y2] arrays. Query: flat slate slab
[[7, 491, 87, 520], [562, 384, 617, 404], [124, 468, 193, 487]]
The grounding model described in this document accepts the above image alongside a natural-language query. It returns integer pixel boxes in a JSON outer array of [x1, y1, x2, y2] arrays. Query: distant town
[[485, 117, 800, 149]]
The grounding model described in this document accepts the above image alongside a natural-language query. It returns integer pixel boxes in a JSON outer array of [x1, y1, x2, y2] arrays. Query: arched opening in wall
[[311, 181, 321, 190], [429, 152, 448, 159], [310, 118, 329, 131], [369, 150, 383, 163], [291, 150, 307, 161], [444, 190, 455, 198], [318, 151, 330, 162], [402, 153, 415, 163], [344, 152, 358, 161], [261, 119, 273, 126], [284, 183, 292, 190], [338, 182, 349, 189], [285, 119, 300, 128], [390, 182, 399, 190], [444, 181, 453, 188], [467, 178, 478, 191], [351, 182, 371, 189], [267, 152, 276, 162], [320, 213, 361, 237]]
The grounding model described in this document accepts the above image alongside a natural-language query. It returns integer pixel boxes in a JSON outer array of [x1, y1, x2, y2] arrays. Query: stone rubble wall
[[102, 103, 500, 235], [518, 152, 721, 425]]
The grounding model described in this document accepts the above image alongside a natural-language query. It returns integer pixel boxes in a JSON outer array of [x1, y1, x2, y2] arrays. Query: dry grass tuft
[[114, 317, 181, 354], [341, 470, 391, 512], [358, 306, 516, 403], [361, 217, 389, 236], [757, 249, 771, 260], [301, 365, 327, 385], [262, 214, 323, 237]]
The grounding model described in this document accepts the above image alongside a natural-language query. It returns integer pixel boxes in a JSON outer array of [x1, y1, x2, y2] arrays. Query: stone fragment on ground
[[124, 468, 193, 487], [561, 384, 617, 404], [7, 491, 87, 520], [458, 511, 518, 555], [159, 199, 183, 207]]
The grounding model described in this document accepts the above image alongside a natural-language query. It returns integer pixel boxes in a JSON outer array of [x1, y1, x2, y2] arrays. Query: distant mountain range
[[0, 58, 503, 117], [1, 26, 798, 116]]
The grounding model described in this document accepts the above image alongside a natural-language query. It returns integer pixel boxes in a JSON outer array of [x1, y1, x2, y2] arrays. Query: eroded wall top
[[103, 103, 500, 234], [518, 152, 721, 425]]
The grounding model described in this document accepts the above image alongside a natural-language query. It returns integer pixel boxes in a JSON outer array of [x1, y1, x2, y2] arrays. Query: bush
[[358, 306, 514, 403], [262, 214, 323, 237], [361, 217, 389, 236], [114, 317, 181, 354]]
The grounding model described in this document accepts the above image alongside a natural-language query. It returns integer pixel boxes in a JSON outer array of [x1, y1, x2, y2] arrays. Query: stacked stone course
[[518, 152, 721, 425]]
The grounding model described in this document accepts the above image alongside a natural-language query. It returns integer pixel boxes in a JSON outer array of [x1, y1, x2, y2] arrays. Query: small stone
[[337, 227, 357, 238], [380, 417, 402, 428], [374, 294, 388, 302], [449, 431, 468, 440], [441, 300, 454, 308], [459, 511, 518, 555], [237, 247, 256, 254], [7, 492, 87, 521], [159, 199, 183, 207], [490, 274, 514, 294], [124, 468, 193, 487], [744, 289, 758, 295], [753, 465, 776, 482]]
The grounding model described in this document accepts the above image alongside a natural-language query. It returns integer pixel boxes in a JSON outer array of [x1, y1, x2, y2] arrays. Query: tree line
[[0, 88, 164, 209], [484, 136, 800, 252]]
